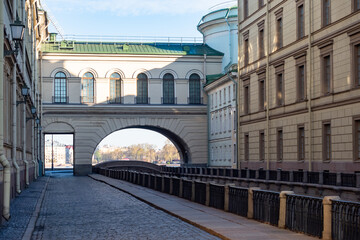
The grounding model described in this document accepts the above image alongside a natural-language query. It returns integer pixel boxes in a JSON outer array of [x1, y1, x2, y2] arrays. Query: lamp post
[[4, 17, 25, 56], [16, 86, 29, 106]]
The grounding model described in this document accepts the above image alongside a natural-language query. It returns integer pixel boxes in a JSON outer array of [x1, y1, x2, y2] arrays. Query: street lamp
[[16, 86, 30, 106], [4, 17, 25, 56], [31, 106, 37, 115]]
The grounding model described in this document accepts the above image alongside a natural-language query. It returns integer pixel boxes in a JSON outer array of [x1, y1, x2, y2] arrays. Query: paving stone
[[31, 172, 219, 240]]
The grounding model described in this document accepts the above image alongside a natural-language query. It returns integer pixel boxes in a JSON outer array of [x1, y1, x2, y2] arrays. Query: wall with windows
[[42, 54, 222, 105], [205, 75, 237, 168], [237, 0, 360, 173]]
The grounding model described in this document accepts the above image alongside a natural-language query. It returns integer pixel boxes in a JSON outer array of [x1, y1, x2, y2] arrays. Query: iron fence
[[253, 190, 280, 226], [258, 169, 266, 180], [249, 170, 256, 179], [286, 194, 323, 238], [164, 177, 170, 193], [341, 173, 356, 188], [182, 180, 193, 201], [241, 169, 247, 178], [172, 178, 180, 196], [194, 182, 206, 205], [209, 184, 225, 210], [281, 171, 290, 181], [323, 172, 337, 185], [332, 200, 360, 240], [307, 171, 319, 184], [228, 186, 248, 217], [269, 170, 277, 180], [156, 176, 162, 191], [293, 171, 304, 182]]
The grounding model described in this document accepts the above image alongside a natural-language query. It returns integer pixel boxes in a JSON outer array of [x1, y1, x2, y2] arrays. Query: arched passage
[[92, 126, 190, 165]]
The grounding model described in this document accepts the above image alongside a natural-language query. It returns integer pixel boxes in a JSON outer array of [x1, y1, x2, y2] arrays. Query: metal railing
[[209, 184, 224, 210], [164, 177, 171, 194], [107, 96, 123, 104], [80, 96, 95, 104], [307, 171, 319, 184], [194, 182, 206, 205], [182, 180, 192, 201], [332, 200, 360, 240], [341, 173, 356, 187], [135, 96, 150, 104], [52, 96, 68, 104], [286, 194, 323, 238], [172, 178, 180, 196], [253, 190, 280, 226], [228, 186, 248, 217], [161, 97, 177, 105], [324, 172, 337, 186], [187, 97, 204, 105], [156, 176, 162, 191], [293, 171, 303, 182]]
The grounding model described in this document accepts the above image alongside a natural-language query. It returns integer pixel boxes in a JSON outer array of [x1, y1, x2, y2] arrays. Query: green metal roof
[[41, 41, 224, 56], [205, 67, 238, 86]]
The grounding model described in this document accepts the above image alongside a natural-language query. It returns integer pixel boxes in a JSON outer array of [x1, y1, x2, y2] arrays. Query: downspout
[[237, 3, 241, 169], [12, 67, 21, 194], [265, 0, 270, 170], [204, 54, 210, 167], [31, 27, 37, 179], [22, 0, 29, 186], [0, 0, 12, 221], [226, 71, 238, 169], [307, 0, 313, 171]]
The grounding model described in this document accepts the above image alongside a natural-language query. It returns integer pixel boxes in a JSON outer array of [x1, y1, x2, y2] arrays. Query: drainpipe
[[204, 54, 211, 167], [30, 26, 37, 179], [12, 67, 21, 194], [265, 0, 270, 170], [226, 70, 238, 169], [0, 0, 12, 221], [307, 0, 313, 172], [22, 8, 29, 186]]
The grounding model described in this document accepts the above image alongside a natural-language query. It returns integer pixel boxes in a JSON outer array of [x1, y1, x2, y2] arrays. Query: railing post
[[265, 170, 270, 180], [277, 169, 281, 181], [179, 178, 183, 198], [289, 171, 294, 182], [191, 180, 195, 202], [322, 196, 340, 240], [255, 169, 259, 179], [205, 182, 210, 206], [319, 171, 324, 185], [246, 169, 250, 179], [142, 173, 147, 187], [247, 187, 260, 219], [278, 191, 294, 228], [224, 184, 235, 212], [303, 170, 308, 183]]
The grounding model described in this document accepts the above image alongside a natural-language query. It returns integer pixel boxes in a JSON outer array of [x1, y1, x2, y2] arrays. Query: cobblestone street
[[31, 172, 219, 240]]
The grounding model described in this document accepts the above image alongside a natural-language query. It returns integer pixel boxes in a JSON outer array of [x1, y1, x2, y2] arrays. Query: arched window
[[54, 72, 67, 103], [109, 73, 121, 103], [162, 73, 175, 104], [82, 72, 95, 103], [189, 73, 201, 104], [136, 73, 148, 104]]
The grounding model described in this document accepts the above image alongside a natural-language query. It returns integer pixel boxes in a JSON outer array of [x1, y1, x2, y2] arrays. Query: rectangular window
[[277, 129, 283, 162], [355, 120, 360, 161], [297, 65, 305, 101], [277, 17, 283, 49], [323, 123, 331, 161], [259, 79, 265, 111], [277, 73, 284, 106], [228, 86, 231, 102], [259, 29, 264, 58], [259, 131, 265, 161], [244, 133, 249, 161], [356, 44, 360, 87], [244, 84, 250, 114], [224, 89, 226, 104], [219, 90, 222, 106], [244, 0, 249, 18], [297, 4, 305, 39], [298, 126, 305, 161], [244, 38, 249, 66], [356, 0, 360, 11], [258, 0, 264, 8], [323, 55, 331, 94], [322, 0, 331, 27]]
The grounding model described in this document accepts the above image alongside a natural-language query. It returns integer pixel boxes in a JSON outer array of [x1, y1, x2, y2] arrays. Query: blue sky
[[43, 0, 237, 38], [43, 0, 237, 149]]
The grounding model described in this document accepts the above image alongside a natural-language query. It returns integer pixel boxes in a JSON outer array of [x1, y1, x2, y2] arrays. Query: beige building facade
[[41, 40, 224, 175], [237, 0, 360, 173]]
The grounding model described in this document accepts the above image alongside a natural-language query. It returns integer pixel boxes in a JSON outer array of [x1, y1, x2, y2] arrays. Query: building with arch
[[41, 39, 224, 175]]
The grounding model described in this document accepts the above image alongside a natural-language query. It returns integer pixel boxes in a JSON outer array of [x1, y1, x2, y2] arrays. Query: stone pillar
[[322, 196, 340, 240], [278, 191, 294, 228], [224, 184, 235, 212], [336, 172, 341, 186], [319, 171, 324, 185], [191, 180, 195, 202], [356, 173, 360, 188], [247, 187, 260, 219], [277, 169, 281, 181], [205, 182, 210, 206], [179, 178, 183, 198], [265, 170, 269, 180], [303, 170, 308, 183], [289, 171, 294, 182], [246, 169, 250, 179]]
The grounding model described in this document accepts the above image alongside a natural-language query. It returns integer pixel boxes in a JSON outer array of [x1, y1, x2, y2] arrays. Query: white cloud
[[46, 0, 237, 16]]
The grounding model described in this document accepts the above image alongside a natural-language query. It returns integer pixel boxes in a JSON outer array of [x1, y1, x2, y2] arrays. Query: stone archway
[[42, 105, 208, 175]]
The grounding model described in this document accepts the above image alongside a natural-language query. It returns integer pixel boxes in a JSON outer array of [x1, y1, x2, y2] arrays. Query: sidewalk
[[89, 174, 317, 240]]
